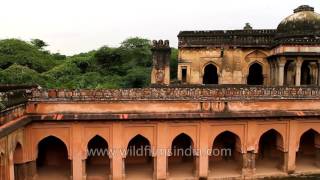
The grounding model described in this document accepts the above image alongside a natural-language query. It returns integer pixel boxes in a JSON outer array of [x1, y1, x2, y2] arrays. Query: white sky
[[1, 0, 319, 55]]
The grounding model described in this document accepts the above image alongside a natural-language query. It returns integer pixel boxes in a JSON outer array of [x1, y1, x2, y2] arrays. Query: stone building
[[1, 4, 320, 180], [176, 5, 320, 86]]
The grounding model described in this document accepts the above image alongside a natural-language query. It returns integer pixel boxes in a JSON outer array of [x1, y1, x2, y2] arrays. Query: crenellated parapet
[[151, 40, 171, 85], [152, 40, 170, 49]]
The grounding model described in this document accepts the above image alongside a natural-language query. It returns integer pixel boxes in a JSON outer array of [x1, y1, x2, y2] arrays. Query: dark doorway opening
[[125, 135, 153, 180], [209, 131, 242, 178], [256, 129, 284, 175], [301, 61, 312, 85], [86, 135, 110, 179], [36, 136, 70, 180], [168, 133, 195, 179], [203, 64, 218, 84], [296, 129, 319, 172], [247, 63, 264, 85]]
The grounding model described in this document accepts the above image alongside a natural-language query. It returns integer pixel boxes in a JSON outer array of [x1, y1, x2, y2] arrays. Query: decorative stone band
[[30, 86, 320, 101]]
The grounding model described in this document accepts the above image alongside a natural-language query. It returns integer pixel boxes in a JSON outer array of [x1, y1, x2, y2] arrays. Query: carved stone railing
[[0, 89, 31, 110], [30, 86, 320, 102]]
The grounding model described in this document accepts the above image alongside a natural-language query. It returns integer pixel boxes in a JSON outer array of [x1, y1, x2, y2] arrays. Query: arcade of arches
[[271, 57, 320, 86], [3, 121, 320, 180], [199, 57, 320, 86]]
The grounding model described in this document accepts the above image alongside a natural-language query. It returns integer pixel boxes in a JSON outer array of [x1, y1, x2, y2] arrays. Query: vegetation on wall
[[0, 37, 178, 89]]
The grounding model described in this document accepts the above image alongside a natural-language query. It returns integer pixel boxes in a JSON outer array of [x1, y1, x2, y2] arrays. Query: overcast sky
[[1, 0, 319, 55]]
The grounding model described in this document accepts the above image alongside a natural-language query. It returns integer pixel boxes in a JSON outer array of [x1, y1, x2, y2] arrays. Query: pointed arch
[[36, 136, 71, 179], [209, 131, 243, 177], [86, 135, 110, 178], [35, 135, 70, 159], [256, 129, 285, 174], [245, 50, 268, 60], [202, 63, 219, 84], [296, 128, 320, 151], [247, 62, 264, 85], [168, 132, 196, 178], [170, 132, 195, 150], [256, 129, 284, 152], [86, 135, 109, 158], [125, 134, 153, 179], [212, 131, 242, 153]]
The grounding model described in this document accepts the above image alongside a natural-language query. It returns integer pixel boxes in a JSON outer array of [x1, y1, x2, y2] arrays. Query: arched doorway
[[125, 135, 153, 180], [86, 135, 110, 179], [209, 131, 242, 178], [203, 64, 218, 84], [301, 61, 312, 85], [168, 133, 195, 179], [36, 136, 70, 180], [13, 143, 23, 180], [247, 63, 264, 85], [296, 129, 320, 172], [256, 129, 284, 175]]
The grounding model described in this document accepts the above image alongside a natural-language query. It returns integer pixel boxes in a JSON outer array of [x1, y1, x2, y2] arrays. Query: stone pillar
[[295, 57, 303, 86], [155, 123, 168, 179], [280, 152, 288, 172], [286, 120, 298, 174], [318, 60, 320, 86], [71, 124, 85, 180], [242, 151, 255, 178], [278, 57, 286, 86], [111, 122, 124, 180], [198, 122, 208, 178], [26, 161, 37, 179], [269, 60, 274, 86]]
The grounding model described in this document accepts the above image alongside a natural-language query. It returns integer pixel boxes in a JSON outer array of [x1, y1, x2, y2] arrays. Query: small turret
[[151, 40, 171, 85]]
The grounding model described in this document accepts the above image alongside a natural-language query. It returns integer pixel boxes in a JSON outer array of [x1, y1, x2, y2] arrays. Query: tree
[[31, 39, 48, 49], [0, 39, 56, 72], [120, 37, 151, 49]]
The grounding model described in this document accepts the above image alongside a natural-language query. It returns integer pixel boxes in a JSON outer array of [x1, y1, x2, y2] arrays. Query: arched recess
[[202, 63, 219, 84], [296, 129, 320, 172], [209, 131, 242, 178], [284, 60, 296, 85], [301, 61, 316, 85], [36, 136, 71, 179], [33, 134, 70, 161], [13, 143, 24, 180], [86, 135, 110, 179], [168, 133, 195, 179], [244, 50, 269, 84], [256, 129, 285, 175], [247, 62, 264, 85], [125, 134, 153, 179]]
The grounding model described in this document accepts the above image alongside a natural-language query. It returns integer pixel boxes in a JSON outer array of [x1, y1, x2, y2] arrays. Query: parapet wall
[[30, 86, 320, 102]]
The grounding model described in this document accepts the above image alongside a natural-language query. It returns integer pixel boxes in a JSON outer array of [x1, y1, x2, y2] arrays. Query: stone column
[[155, 123, 168, 179], [295, 57, 303, 86], [26, 161, 36, 179], [111, 122, 124, 180], [242, 151, 256, 178], [71, 124, 85, 180], [198, 122, 208, 178], [278, 57, 287, 86], [286, 120, 298, 174], [318, 60, 320, 86]]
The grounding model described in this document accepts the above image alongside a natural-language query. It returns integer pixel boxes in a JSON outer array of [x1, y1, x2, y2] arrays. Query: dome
[[276, 5, 320, 40]]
